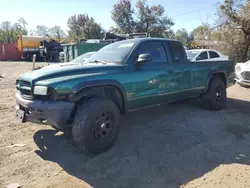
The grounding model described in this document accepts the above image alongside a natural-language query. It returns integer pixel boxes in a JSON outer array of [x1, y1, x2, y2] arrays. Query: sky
[[0, 0, 224, 33]]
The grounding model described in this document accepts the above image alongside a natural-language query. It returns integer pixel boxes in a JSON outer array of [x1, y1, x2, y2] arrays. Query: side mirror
[[137, 53, 152, 63]]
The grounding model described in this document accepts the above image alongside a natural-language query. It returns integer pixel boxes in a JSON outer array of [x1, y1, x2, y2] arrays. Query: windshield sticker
[[118, 43, 134, 48]]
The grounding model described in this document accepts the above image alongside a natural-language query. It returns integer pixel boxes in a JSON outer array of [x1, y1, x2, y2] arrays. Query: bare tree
[[49, 26, 66, 42], [216, 0, 250, 62]]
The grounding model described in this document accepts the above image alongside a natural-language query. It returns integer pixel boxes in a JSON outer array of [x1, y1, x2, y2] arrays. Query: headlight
[[34, 86, 48, 95]]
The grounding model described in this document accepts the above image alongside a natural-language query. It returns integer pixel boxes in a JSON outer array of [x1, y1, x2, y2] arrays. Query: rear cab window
[[209, 51, 220, 59], [164, 41, 187, 63]]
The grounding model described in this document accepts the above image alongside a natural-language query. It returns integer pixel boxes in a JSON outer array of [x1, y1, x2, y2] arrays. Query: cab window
[[165, 41, 186, 63], [136, 41, 167, 63]]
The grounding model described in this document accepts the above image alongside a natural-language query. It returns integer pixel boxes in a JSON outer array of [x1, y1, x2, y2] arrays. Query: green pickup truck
[[15, 38, 235, 154]]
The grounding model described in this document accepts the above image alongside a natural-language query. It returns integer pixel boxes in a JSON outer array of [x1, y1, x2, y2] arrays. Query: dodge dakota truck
[[15, 38, 235, 154]]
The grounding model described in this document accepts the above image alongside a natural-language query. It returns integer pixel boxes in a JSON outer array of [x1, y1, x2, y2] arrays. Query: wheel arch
[[69, 80, 127, 114], [206, 72, 227, 91]]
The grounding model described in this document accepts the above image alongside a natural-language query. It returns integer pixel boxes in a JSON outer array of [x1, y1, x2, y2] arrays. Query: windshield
[[86, 40, 136, 64], [71, 52, 96, 63], [186, 51, 199, 60]]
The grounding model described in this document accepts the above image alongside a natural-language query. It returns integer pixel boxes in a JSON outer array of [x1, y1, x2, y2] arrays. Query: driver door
[[126, 41, 175, 109]]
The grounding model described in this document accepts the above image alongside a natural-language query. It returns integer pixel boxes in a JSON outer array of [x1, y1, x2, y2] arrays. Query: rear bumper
[[15, 92, 74, 130]]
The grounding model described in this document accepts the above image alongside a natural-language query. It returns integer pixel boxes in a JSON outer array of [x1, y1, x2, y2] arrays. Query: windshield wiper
[[90, 60, 107, 64]]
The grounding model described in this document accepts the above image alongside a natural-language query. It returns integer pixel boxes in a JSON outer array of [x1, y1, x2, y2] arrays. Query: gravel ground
[[0, 61, 250, 188]]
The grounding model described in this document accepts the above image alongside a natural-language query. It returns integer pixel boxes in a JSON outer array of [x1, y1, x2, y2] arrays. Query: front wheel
[[72, 98, 120, 154], [201, 77, 227, 110]]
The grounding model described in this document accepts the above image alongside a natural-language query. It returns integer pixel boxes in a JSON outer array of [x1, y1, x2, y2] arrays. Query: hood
[[235, 60, 250, 72], [18, 63, 124, 83], [41, 62, 77, 70]]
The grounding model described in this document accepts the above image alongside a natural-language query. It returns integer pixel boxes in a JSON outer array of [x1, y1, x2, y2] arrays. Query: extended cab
[[15, 38, 235, 154]]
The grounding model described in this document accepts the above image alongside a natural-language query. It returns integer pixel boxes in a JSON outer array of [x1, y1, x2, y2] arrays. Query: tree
[[0, 21, 12, 43], [17, 17, 28, 31], [29, 29, 35, 36], [217, 0, 250, 62], [13, 17, 28, 36], [192, 25, 211, 42], [49, 26, 66, 42], [35, 25, 49, 36], [188, 32, 194, 42], [175, 28, 188, 44], [135, 0, 174, 37], [108, 26, 121, 34], [111, 0, 174, 37], [190, 25, 212, 48], [67, 14, 104, 40], [166, 29, 175, 39], [0, 18, 28, 43], [111, 0, 135, 33]]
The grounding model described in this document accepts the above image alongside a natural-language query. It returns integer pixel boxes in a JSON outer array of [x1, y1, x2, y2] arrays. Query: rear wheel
[[201, 77, 227, 110], [72, 98, 120, 154]]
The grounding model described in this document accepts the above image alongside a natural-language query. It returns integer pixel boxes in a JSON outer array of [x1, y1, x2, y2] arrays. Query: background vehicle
[[17, 35, 48, 61], [39, 40, 63, 62], [186, 49, 229, 62], [235, 59, 250, 87], [15, 38, 235, 154], [71, 51, 96, 63], [17, 35, 63, 62], [42, 51, 97, 70]]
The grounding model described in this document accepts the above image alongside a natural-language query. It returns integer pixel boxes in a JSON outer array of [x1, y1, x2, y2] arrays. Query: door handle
[[167, 69, 174, 74]]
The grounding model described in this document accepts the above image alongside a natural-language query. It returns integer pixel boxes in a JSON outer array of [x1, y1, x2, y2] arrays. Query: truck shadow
[[33, 97, 250, 188]]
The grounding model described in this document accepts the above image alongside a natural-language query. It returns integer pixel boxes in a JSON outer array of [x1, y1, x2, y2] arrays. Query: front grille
[[242, 71, 250, 80], [16, 80, 33, 99], [21, 80, 31, 87]]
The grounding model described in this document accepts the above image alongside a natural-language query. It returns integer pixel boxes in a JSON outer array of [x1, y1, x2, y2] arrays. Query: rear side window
[[165, 41, 186, 63], [209, 51, 220, 58], [197, 52, 208, 60], [136, 41, 167, 63]]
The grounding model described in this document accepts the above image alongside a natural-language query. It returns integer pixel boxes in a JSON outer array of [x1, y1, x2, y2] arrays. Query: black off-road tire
[[201, 76, 227, 110], [72, 98, 120, 154]]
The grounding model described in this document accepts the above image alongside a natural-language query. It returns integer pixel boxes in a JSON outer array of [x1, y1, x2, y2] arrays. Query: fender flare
[[205, 71, 227, 91], [69, 79, 127, 112]]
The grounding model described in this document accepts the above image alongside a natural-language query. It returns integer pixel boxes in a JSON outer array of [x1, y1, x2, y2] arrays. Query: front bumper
[[235, 79, 250, 86], [15, 92, 74, 129]]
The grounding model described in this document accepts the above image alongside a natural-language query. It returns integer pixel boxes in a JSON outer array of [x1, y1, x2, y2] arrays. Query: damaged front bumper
[[235, 79, 250, 86], [15, 92, 74, 130], [235, 68, 250, 87]]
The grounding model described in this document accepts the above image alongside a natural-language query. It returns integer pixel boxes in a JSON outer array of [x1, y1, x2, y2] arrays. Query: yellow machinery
[[17, 35, 49, 51], [17, 35, 49, 61]]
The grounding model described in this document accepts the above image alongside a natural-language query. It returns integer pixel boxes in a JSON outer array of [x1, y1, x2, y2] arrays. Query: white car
[[42, 51, 97, 70], [186, 49, 229, 62], [71, 51, 96, 63], [235, 59, 250, 87]]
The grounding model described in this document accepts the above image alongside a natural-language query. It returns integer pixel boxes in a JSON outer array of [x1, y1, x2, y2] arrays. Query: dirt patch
[[1, 61, 250, 188]]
